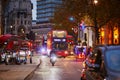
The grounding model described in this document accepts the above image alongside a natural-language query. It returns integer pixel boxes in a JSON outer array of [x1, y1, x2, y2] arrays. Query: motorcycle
[[50, 53, 57, 66]]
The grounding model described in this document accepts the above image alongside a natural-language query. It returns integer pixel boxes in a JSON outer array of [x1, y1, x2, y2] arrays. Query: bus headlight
[[41, 48, 45, 52], [28, 51, 31, 55], [65, 51, 68, 54]]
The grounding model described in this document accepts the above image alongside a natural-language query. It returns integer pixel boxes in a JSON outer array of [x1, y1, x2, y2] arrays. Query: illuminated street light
[[10, 25, 13, 28], [21, 28, 24, 33], [10, 25, 13, 34], [93, 0, 99, 44], [94, 0, 98, 4]]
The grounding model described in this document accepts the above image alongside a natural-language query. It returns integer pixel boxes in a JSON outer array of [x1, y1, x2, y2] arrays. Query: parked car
[[0, 44, 5, 63], [81, 45, 120, 80], [3, 40, 21, 65], [74, 45, 86, 60], [17, 41, 32, 64], [0, 34, 21, 64]]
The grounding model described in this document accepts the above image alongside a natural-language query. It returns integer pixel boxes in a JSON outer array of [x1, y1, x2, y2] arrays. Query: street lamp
[[10, 25, 13, 34], [93, 0, 99, 44], [94, 0, 98, 4]]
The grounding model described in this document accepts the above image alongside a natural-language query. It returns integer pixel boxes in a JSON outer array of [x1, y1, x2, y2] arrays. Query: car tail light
[[78, 54, 82, 58], [78, 52, 85, 58], [89, 59, 95, 64], [81, 69, 86, 79], [81, 73, 86, 78]]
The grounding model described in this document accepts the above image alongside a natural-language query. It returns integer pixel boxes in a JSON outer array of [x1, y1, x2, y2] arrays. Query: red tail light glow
[[89, 59, 95, 64]]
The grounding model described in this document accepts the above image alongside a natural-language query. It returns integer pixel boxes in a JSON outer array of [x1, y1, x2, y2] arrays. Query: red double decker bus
[[67, 35, 74, 45], [67, 35, 75, 55], [47, 30, 69, 58]]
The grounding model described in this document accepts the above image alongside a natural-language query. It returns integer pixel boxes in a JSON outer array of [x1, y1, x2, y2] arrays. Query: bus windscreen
[[52, 43, 67, 50], [53, 31, 67, 38]]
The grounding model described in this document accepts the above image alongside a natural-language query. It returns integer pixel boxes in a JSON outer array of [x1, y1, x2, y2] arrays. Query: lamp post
[[10, 25, 13, 34], [93, 0, 98, 45]]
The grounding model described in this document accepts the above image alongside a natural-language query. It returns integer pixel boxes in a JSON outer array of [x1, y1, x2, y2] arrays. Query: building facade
[[32, 22, 51, 44], [31, 0, 63, 44], [36, 0, 62, 27], [99, 21, 120, 45], [0, 0, 8, 35], [4, 0, 33, 36]]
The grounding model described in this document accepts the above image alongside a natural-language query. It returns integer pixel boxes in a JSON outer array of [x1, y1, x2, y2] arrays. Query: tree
[[90, 0, 120, 27], [51, 0, 89, 34], [52, 0, 120, 31]]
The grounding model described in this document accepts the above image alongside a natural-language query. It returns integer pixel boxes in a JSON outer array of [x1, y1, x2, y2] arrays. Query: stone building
[[99, 21, 120, 45], [0, 0, 8, 35], [34, 0, 63, 35], [4, 0, 33, 36]]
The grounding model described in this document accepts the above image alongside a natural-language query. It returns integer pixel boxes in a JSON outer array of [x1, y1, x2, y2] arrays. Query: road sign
[[73, 27, 78, 34]]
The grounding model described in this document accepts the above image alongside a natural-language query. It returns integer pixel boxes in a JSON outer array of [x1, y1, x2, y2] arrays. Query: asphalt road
[[30, 55, 83, 80]]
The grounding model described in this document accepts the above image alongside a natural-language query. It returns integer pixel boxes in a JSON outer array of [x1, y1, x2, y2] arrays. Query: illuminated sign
[[53, 39, 66, 42], [54, 39, 61, 42], [53, 31, 67, 38]]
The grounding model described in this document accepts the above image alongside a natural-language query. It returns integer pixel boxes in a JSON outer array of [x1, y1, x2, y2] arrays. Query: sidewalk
[[0, 53, 41, 80]]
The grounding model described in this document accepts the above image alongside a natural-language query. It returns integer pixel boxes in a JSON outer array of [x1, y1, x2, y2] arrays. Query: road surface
[[31, 55, 83, 80]]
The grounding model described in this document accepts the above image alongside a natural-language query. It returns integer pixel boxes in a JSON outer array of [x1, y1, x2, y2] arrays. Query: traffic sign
[[73, 27, 78, 34]]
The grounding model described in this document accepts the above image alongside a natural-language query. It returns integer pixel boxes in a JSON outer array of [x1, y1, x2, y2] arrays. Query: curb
[[24, 59, 42, 80]]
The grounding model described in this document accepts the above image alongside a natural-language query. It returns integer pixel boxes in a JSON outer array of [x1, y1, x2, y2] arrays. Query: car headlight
[[28, 51, 31, 55], [41, 48, 46, 52], [19, 51, 25, 55], [70, 51, 74, 55]]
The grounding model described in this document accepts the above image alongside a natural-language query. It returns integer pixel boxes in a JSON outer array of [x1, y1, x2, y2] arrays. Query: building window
[[28, 21, 31, 25], [17, 20, 19, 25], [17, 13, 20, 18], [13, 20, 15, 24], [24, 13, 27, 18], [24, 20, 26, 25], [21, 21, 23, 24]]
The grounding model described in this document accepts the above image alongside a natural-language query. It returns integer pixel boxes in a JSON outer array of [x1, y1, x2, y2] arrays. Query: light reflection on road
[[31, 55, 83, 80]]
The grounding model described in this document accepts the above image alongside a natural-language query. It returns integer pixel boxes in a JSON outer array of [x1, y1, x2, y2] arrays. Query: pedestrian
[[73, 44, 76, 54], [86, 46, 92, 56]]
